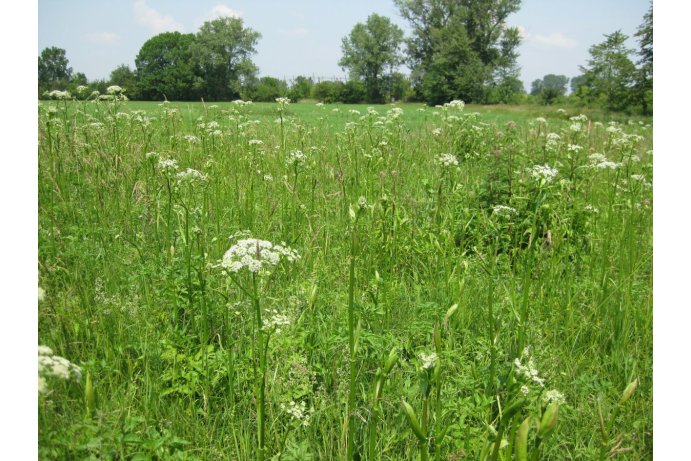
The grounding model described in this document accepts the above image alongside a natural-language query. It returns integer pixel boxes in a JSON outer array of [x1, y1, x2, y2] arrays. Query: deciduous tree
[[339, 13, 405, 103], [135, 32, 198, 101], [192, 17, 261, 101], [38, 47, 73, 92], [395, 0, 522, 105]]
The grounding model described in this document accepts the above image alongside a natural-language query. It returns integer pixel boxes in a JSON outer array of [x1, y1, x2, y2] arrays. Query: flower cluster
[[437, 153, 459, 168], [445, 99, 465, 110], [264, 308, 291, 333], [107, 85, 124, 95], [176, 168, 207, 182], [38, 345, 82, 394], [286, 150, 308, 167], [158, 158, 179, 172], [420, 352, 438, 370], [542, 389, 566, 405], [527, 164, 558, 184], [281, 400, 311, 426], [492, 205, 518, 216], [220, 238, 300, 274], [513, 347, 545, 387]]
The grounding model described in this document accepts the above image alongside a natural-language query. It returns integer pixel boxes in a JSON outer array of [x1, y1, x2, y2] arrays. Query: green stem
[[347, 217, 358, 461], [253, 274, 266, 461]]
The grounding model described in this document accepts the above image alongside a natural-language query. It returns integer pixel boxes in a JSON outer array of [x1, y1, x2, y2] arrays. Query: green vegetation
[[38, 99, 652, 459]]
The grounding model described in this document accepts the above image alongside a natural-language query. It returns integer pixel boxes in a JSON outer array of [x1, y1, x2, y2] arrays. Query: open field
[[38, 99, 652, 460]]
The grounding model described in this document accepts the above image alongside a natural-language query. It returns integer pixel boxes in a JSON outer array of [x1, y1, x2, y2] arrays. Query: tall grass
[[38, 98, 652, 460]]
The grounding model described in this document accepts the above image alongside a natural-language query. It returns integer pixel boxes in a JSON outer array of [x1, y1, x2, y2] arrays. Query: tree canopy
[[191, 17, 261, 101], [38, 47, 73, 93], [135, 32, 199, 101], [395, 0, 523, 105], [339, 13, 405, 103]]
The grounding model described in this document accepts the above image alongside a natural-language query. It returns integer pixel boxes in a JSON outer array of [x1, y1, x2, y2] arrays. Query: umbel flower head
[[220, 237, 300, 274], [38, 345, 82, 394]]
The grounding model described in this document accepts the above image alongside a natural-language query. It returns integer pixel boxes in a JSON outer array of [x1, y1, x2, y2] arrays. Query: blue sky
[[39, 0, 650, 91]]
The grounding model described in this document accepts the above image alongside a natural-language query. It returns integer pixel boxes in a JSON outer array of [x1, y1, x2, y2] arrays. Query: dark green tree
[[192, 17, 261, 101], [580, 30, 637, 112], [395, 0, 522, 105], [287, 76, 314, 102], [339, 13, 405, 103], [135, 32, 199, 101], [634, 2, 652, 114], [534, 74, 569, 104], [569, 75, 586, 94], [530, 79, 543, 96], [244, 76, 288, 102], [38, 47, 73, 92]]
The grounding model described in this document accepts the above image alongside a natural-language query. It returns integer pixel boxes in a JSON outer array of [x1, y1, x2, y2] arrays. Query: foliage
[[579, 31, 637, 113], [311, 80, 345, 103], [38, 99, 652, 459], [38, 47, 73, 94], [244, 76, 289, 102], [135, 32, 199, 101], [395, 0, 523, 105], [339, 13, 405, 103], [109, 64, 139, 100], [191, 17, 261, 101], [633, 2, 653, 115], [287, 76, 314, 102], [530, 74, 569, 105]]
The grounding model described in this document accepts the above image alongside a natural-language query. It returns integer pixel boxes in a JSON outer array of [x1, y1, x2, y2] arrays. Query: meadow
[[38, 95, 652, 460]]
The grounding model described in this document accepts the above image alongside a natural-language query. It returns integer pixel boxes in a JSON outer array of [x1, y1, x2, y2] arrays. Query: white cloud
[[279, 27, 309, 38], [209, 4, 242, 19], [87, 32, 119, 45], [532, 32, 578, 49], [133, 0, 184, 33], [515, 25, 577, 49]]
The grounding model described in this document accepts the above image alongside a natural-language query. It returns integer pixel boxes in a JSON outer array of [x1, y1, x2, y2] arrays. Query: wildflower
[[348, 109, 361, 115], [38, 345, 81, 394], [49, 90, 71, 100], [220, 238, 300, 274], [264, 308, 291, 333], [569, 114, 588, 122], [157, 158, 179, 172], [520, 385, 530, 396], [76, 85, 88, 94], [567, 144, 583, 153], [420, 352, 438, 370], [513, 348, 545, 387], [281, 400, 311, 426], [569, 123, 582, 132], [584, 205, 599, 213], [315, 102, 324, 107], [387, 107, 404, 119], [588, 153, 607, 163], [249, 139, 263, 146], [106, 85, 123, 95], [527, 164, 558, 184], [176, 168, 207, 182], [263, 174, 273, 182], [145, 151, 159, 160], [38, 286, 46, 302], [535, 117, 547, 124], [357, 196, 369, 210], [183, 135, 200, 144], [437, 153, 459, 168], [286, 150, 307, 167], [594, 160, 621, 170], [542, 389, 566, 405], [432, 128, 442, 136], [492, 205, 518, 216], [445, 100, 465, 110]]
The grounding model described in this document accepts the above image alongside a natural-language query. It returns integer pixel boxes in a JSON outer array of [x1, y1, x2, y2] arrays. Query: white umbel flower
[[220, 238, 300, 274], [437, 153, 459, 168], [420, 352, 438, 370]]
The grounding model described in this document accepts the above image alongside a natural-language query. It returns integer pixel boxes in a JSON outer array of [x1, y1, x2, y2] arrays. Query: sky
[[38, 0, 651, 92]]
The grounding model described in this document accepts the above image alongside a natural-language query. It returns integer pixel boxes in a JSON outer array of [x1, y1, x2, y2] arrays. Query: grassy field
[[38, 98, 652, 460]]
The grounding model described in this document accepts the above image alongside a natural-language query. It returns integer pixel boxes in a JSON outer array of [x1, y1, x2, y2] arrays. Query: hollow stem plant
[[219, 237, 300, 461]]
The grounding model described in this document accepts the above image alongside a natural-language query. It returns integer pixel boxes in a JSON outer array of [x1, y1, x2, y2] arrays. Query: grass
[[38, 98, 652, 460]]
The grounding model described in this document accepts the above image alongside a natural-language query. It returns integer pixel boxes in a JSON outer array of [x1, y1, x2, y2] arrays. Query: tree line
[[38, 1, 652, 114]]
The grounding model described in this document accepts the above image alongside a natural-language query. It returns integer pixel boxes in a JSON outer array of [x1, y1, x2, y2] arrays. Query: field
[[38, 98, 652, 460]]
